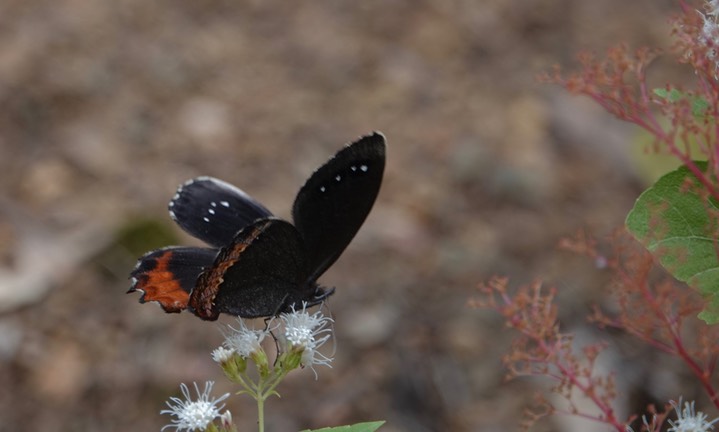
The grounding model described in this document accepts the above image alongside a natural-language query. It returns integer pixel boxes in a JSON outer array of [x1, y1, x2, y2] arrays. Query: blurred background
[[0, 0, 698, 431]]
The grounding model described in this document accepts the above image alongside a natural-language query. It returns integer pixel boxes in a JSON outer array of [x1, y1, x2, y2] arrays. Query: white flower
[[699, 1, 719, 74], [223, 318, 266, 358], [668, 398, 719, 432], [280, 303, 333, 369], [708, 0, 719, 17], [626, 414, 658, 432], [219, 410, 233, 427], [161, 382, 230, 431], [211, 346, 234, 364]]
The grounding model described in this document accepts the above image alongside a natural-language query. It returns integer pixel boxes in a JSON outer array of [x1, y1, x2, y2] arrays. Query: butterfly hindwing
[[169, 176, 273, 248], [189, 218, 315, 320], [129, 246, 218, 313], [292, 132, 386, 281]]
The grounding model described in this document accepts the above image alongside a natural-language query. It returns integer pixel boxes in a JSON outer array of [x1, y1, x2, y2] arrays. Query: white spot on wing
[[208, 209, 215, 215], [335, 174, 341, 182], [360, 164, 368, 172], [203, 217, 210, 222], [320, 186, 326, 192], [220, 201, 230, 207]]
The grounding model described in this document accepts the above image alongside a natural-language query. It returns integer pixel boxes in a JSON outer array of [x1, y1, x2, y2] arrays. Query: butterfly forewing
[[190, 218, 311, 320], [292, 132, 386, 282], [169, 176, 273, 248]]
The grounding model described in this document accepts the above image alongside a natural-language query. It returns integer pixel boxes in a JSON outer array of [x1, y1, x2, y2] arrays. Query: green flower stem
[[226, 369, 251, 388], [246, 368, 291, 432], [257, 396, 265, 432]]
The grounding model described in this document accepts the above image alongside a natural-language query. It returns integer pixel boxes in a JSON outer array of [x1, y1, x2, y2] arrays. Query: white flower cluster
[[626, 398, 719, 432], [219, 319, 267, 360], [161, 382, 230, 432], [161, 306, 334, 431], [280, 304, 334, 370], [700, 0, 719, 72], [667, 399, 719, 432]]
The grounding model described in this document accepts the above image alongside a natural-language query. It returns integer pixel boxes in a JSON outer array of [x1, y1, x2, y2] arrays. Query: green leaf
[[652, 87, 709, 118], [300, 421, 385, 432], [653, 87, 682, 102], [692, 96, 710, 117], [652, 88, 668, 98], [626, 161, 719, 323]]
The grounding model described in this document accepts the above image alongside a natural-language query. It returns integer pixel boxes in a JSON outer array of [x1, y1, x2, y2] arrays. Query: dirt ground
[[0, 1, 702, 431]]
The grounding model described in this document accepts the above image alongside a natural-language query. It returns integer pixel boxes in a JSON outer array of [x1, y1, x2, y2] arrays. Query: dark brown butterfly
[[129, 132, 386, 320]]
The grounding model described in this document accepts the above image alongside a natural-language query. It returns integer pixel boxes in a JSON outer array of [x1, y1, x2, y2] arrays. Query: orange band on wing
[[132, 250, 190, 313]]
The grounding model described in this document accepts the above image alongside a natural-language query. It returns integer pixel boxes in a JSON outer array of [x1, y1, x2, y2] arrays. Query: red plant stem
[[612, 261, 719, 408], [635, 108, 719, 202], [574, 48, 719, 201], [503, 296, 626, 430], [672, 332, 719, 408], [533, 337, 625, 430]]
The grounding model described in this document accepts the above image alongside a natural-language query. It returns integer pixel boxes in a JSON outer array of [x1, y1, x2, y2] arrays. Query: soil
[[0, 1, 701, 431]]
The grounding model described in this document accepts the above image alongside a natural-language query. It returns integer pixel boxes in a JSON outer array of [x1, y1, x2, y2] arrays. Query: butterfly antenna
[[321, 298, 338, 358], [263, 315, 273, 331], [265, 293, 290, 366], [260, 316, 282, 366]]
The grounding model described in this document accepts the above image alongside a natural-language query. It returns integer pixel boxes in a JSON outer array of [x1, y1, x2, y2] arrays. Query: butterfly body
[[129, 132, 385, 321]]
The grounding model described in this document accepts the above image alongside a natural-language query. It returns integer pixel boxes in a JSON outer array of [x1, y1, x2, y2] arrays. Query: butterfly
[[129, 132, 386, 320]]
